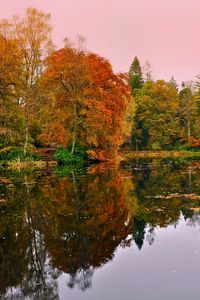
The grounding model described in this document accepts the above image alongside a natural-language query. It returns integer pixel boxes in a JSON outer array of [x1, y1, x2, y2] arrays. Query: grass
[[1, 160, 46, 171], [0, 146, 47, 171]]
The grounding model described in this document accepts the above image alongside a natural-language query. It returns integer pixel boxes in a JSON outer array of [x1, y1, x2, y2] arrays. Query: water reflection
[[0, 159, 200, 298], [0, 172, 60, 299], [130, 159, 200, 228]]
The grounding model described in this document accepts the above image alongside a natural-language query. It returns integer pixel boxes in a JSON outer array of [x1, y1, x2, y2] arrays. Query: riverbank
[[0, 147, 56, 171], [0, 160, 46, 171], [121, 150, 200, 161], [1, 149, 200, 171]]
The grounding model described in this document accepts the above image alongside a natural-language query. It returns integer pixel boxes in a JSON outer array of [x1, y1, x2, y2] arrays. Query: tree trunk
[[188, 116, 191, 146], [188, 168, 192, 191], [71, 102, 77, 155], [24, 112, 29, 156]]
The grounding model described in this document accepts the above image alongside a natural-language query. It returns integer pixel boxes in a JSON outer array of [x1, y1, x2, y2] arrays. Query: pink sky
[[0, 0, 199, 84]]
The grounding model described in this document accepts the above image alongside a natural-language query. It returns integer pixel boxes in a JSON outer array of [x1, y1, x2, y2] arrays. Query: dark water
[[1, 159, 200, 300]]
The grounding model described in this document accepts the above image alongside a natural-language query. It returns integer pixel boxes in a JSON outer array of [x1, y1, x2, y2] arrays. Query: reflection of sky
[[1, 0, 200, 83], [58, 216, 200, 300]]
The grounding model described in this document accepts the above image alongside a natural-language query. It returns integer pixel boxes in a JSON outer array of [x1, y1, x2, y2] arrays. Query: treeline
[[0, 8, 200, 163], [129, 57, 200, 150]]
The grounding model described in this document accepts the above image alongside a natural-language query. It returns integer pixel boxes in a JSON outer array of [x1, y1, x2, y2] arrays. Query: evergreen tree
[[129, 56, 143, 94], [178, 87, 195, 144], [169, 76, 178, 91], [182, 80, 196, 93], [143, 60, 153, 82], [133, 80, 180, 150], [196, 74, 200, 89], [195, 74, 200, 116]]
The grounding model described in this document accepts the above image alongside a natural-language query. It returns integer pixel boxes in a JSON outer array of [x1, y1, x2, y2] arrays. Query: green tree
[[196, 74, 200, 90], [129, 56, 143, 94], [178, 87, 195, 145], [133, 80, 180, 150], [169, 76, 178, 91], [191, 76, 200, 144], [143, 60, 153, 83], [195, 75, 200, 114]]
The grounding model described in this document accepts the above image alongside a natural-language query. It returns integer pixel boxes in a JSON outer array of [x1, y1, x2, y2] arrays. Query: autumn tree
[[40, 43, 131, 161], [2, 8, 53, 154], [0, 23, 24, 147], [83, 54, 131, 160], [39, 37, 89, 153]]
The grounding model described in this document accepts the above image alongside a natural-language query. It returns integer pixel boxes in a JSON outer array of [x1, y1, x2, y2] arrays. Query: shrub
[[151, 142, 161, 151], [0, 147, 13, 160], [0, 146, 40, 161], [54, 144, 89, 165], [173, 144, 200, 152], [6, 147, 25, 161]]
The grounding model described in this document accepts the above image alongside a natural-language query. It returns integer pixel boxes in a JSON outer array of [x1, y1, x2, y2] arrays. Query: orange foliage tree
[[189, 136, 200, 148], [39, 43, 131, 161], [0, 27, 24, 147]]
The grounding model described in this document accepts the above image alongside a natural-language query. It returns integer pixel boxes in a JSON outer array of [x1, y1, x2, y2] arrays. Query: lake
[[1, 158, 200, 300]]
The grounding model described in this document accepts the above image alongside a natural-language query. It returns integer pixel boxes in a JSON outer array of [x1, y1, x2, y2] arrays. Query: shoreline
[[120, 150, 200, 160], [0, 160, 47, 171], [1, 150, 200, 171]]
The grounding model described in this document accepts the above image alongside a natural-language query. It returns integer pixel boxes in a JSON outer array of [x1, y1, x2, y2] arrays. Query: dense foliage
[[129, 58, 200, 150], [54, 145, 90, 164], [0, 146, 39, 162], [39, 49, 131, 161]]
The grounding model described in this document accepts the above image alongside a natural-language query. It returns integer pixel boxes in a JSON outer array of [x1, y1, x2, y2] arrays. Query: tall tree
[[178, 87, 195, 145], [133, 80, 180, 150], [195, 74, 200, 115], [143, 60, 153, 83], [169, 76, 178, 91], [0, 24, 24, 147], [191, 75, 200, 147], [39, 38, 89, 153], [196, 74, 200, 89], [129, 56, 143, 94], [6, 7, 53, 154], [40, 44, 131, 161], [84, 54, 131, 160]]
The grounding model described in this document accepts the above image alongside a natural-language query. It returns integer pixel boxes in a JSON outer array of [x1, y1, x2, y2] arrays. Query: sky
[[0, 0, 199, 84]]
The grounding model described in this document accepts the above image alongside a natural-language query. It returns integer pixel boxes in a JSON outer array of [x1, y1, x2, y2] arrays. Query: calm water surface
[[1, 159, 200, 300]]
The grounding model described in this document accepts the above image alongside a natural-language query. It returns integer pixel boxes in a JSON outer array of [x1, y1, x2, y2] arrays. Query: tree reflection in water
[[1, 158, 200, 296], [0, 172, 60, 300], [39, 166, 136, 291]]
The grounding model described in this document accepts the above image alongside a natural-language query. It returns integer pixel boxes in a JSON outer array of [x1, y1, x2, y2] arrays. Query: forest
[[0, 7, 200, 165]]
